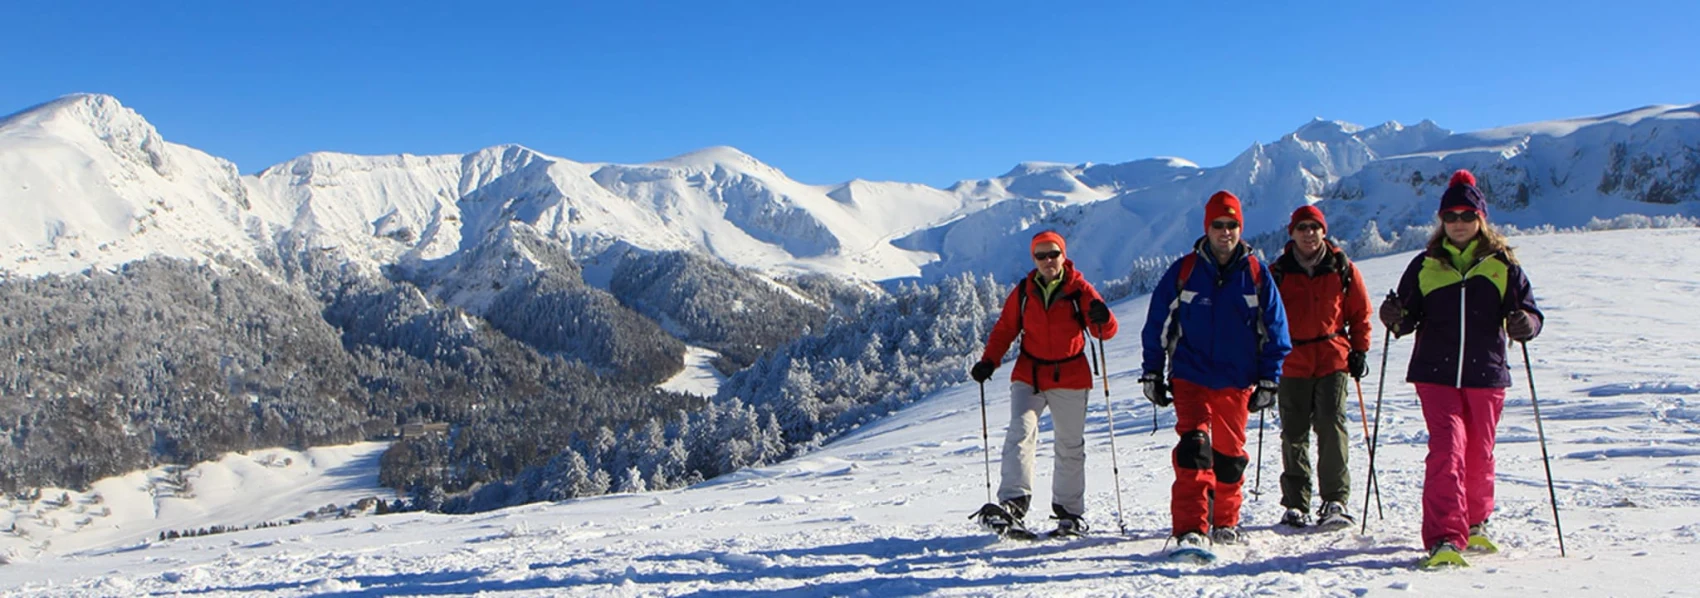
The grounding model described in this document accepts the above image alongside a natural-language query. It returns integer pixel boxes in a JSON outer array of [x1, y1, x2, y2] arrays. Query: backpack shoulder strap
[[1015, 277, 1029, 331], [1336, 252, 1354, 299], [1062, 288, 1086, 330], [1176, 253, 1198, 293], [1179, 251, 1264, 292]]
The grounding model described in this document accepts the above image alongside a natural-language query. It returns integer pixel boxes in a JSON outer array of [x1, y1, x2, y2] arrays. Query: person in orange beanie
[[971, 230, 1118, 538]]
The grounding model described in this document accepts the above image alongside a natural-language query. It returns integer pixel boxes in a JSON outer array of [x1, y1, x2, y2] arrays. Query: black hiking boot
[[1050, 504, 1089, 537]]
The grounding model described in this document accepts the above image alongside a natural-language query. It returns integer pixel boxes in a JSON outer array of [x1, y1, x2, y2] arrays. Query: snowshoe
[[1418, 542, 1469, 569], [1466, 522, 1499, 554], [1168, 531, 1217, 564], [1279, 507, 1310, 528], [1315, 501, 1355, 529], [1048, 504, 1089, 538], [972, 502, 1038, 540], [1210, 525, 1243, 545]]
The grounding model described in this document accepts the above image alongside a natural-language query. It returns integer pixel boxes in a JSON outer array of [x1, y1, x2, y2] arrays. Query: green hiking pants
[[1277, 372, 1351, 511]]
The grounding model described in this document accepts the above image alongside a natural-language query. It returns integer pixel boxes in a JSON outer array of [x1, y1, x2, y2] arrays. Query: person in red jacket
[[971, 230, 1118, 536], [1271, 205, 1372, 529]]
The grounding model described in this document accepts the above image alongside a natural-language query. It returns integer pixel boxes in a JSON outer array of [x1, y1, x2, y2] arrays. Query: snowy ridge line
[[3, 94, 1698, 288]]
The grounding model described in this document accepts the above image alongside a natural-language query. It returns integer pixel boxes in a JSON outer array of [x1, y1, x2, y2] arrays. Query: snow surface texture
[[0, 443, 389, 560], [2, 229, 1696, 596]]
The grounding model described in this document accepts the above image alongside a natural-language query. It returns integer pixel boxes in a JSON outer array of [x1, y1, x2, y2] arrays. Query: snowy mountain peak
[[1291, 117, 1365, 140], [1, 93, 181, 179], [998, 161, 1080, 178], [0, 94, 265, 276], [645, 145, 780, 177], [1, 93, 142, 134], [1149, 156, 1201, 169]]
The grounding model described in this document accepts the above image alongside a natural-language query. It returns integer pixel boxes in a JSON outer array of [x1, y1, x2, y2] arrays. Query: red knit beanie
[[1030, 230, 1066, 255], [1288, 205, 1326, 234], [1204, 191, 1243, 230]]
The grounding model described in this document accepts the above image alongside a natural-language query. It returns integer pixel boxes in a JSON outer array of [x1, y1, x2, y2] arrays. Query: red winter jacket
[[980, 261, 1119, 391], [1272, 241, 1372, 379]]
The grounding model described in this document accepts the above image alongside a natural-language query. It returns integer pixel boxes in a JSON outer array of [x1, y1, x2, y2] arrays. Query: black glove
[[1378, 297, 1403, 331], [1087, 299, 1110, 326], [1505, 310, 1537, 341], [1139, 372, 1171, 407], [1249, 379, 1278, 412], [1347, 350, 1368, 380], [970, 360, 997, 383]]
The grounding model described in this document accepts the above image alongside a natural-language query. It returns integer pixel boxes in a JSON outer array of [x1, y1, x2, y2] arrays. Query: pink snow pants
[[1414, 382, 1506, 551]]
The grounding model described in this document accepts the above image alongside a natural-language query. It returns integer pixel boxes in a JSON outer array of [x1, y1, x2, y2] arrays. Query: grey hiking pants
[[1278, 372, 1352, 511], [998, 382, 1089, 517]]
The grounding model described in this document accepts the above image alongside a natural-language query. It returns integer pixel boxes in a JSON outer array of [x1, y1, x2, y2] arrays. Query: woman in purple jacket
[[1378, 170, 1542, 568]]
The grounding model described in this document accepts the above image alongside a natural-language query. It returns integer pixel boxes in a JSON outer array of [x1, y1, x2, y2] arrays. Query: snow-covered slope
[[0, 443, 389, 560], [3, 229, 1696, 596]]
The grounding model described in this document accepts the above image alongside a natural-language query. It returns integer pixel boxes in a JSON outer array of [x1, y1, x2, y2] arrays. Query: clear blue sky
[[5, 1, 1696, 187]]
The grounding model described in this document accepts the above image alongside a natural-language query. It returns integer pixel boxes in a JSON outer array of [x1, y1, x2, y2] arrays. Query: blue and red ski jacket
[[1141, 239, 1292, 390]]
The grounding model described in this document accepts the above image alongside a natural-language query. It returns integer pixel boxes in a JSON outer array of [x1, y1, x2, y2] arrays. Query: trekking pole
[[1252, 409, 1266, 499], [1361, 322, 1393, 534], [1522, 341, 1567, 557], [977, 381, 994, 505], [1353, 378, 1384, 519], [1094, 330, 1129, 534]]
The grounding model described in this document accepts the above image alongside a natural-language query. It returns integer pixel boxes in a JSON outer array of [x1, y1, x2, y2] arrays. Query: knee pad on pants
[[1213, 450, 1249, 484], [1175, 431, 1212, 470]]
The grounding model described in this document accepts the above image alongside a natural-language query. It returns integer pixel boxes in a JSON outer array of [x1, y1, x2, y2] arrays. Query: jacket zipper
[[1455, 283, 1467, 387], [1453, 255, 1488, 387]]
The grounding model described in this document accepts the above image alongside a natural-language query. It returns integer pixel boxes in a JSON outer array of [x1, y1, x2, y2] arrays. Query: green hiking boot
[[1466, 523, 1499, 554]]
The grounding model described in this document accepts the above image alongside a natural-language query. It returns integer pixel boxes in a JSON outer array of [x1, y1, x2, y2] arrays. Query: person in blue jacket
[[1140, 190, 1292, 554]]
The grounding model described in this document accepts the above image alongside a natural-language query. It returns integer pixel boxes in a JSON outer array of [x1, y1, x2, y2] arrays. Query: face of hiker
[[1032, 241, 1064, 280]]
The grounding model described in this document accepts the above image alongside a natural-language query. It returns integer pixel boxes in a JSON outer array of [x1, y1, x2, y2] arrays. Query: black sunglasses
[[1033, 250, 1062, 261], [1441, 211, 1479, 223], [1210, 220, 1241, 230], [1293, 222, 1323, 233]]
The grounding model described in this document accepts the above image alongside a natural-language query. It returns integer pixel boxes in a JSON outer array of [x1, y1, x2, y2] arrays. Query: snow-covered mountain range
[[4, 94, 1696, 290]]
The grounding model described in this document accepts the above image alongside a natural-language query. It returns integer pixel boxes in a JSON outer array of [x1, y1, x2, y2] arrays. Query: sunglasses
[[1441, 211, 1479, 223], [1210, 220, 1241, 231], [1293, 222, 1323, 233], [1033, 250, 1063, 261]]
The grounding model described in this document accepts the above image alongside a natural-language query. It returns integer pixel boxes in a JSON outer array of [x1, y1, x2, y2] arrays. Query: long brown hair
[[1426, 216, 1517, 265]]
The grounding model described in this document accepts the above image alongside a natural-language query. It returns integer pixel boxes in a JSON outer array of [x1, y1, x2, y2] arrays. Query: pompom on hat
[[1438, 169, 1488, 217]]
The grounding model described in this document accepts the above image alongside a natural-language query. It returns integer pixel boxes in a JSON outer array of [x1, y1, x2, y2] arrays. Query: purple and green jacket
[[1386, 240, 1542, 389]]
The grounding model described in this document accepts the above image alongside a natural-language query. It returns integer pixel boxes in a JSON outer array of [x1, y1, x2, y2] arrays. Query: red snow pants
[[1170, 378, 1252, 536]]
